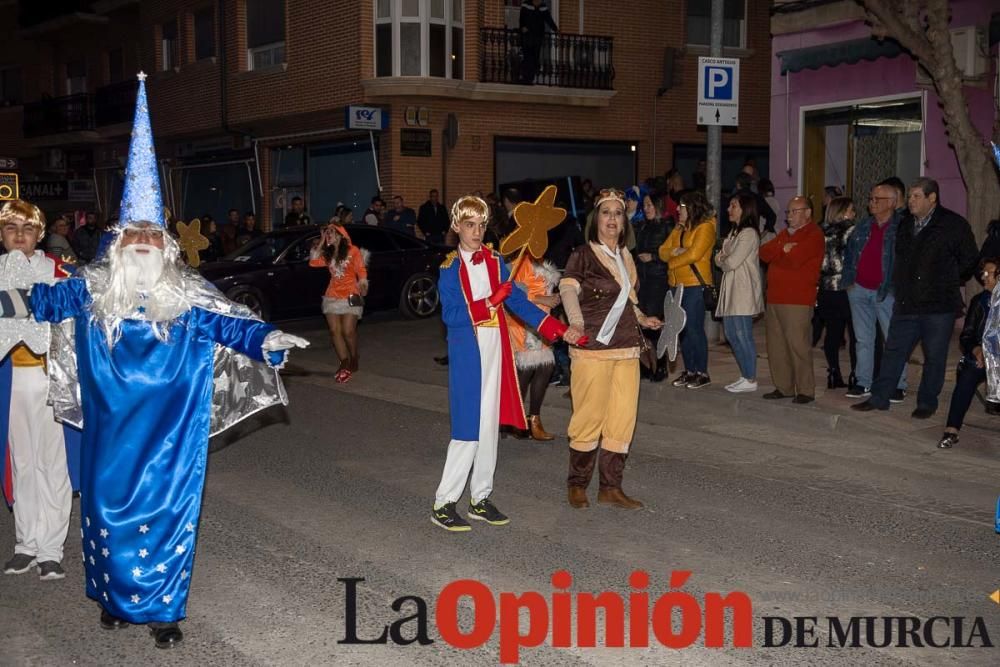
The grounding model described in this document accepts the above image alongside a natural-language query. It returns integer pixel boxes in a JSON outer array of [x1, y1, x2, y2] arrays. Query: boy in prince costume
[[431, 196, 568, 531]]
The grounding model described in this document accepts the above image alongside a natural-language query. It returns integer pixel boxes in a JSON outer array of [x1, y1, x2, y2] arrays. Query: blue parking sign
[[703, 65, 733, 101]]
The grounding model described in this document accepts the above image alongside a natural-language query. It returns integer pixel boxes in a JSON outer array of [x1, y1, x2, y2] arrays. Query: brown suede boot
[[567, 448, 597, 508], [597, 450, 643, 509], [527, 415, 555, 441]]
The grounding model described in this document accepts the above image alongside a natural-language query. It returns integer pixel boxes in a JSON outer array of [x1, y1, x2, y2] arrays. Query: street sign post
[[697, 57, 739, 127]]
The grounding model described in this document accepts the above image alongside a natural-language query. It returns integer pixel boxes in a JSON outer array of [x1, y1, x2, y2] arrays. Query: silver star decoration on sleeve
[[155, 563, 167, 573], [99, 528, 109, 538], [101, 548, 109, 558], [132, 566, 142, 577], [138, 548, 148, 559], [139, 524, 149, 534], [657, 284, 687, 362], [131, 594, 141, 604], [162, 594, 173, 604]]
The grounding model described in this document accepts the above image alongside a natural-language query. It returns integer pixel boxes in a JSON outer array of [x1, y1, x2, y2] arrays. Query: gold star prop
[[176, 218, 210, 268], [499, 185, 566, 278]]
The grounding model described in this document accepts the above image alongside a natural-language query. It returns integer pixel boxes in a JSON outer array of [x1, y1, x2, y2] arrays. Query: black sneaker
[[845, 385, 871, 399], [468, 498, 510, 526], [890, 389, 906, 403], [671, 371, 691, 387], [431, 503, 471, 532], [3, 553, 36, 575], [37, 561, 65, 581], [937, 432, 959, 449], [686, 374, 711, 389]]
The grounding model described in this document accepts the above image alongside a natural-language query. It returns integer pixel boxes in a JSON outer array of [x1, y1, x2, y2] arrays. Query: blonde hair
[[0, 199, 46, 240], [450, 195, 491, 228]]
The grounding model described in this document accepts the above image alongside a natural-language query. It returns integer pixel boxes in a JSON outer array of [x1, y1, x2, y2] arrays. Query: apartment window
[[686, 0, 746, 49], [107, 48, 124, 83], [194, 7, 216, 61], [375, 0, 464, 78], [161, 19, 178, 71], [0, 67, 22, 106], [66, 59, 87, 94], [247, 0, 286, 70]]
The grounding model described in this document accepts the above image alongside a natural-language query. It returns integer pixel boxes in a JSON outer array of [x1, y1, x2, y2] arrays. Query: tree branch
[[858, 0, 937, 68]]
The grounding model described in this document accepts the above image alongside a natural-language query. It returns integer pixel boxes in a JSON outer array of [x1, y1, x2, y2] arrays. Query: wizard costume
[[0, 250, 81, 565], [434, 246, 563, 506], [0, 75, 289, 624]]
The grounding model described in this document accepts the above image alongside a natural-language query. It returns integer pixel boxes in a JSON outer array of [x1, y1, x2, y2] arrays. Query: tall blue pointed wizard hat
[[118, 72, 164, 227]]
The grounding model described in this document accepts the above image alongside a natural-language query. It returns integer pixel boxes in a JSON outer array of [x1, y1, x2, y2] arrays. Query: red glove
[[488, 282, 513, 308]]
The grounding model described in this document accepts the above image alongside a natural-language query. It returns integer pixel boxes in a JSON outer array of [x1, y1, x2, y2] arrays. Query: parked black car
[[199, 225, 447, 321]]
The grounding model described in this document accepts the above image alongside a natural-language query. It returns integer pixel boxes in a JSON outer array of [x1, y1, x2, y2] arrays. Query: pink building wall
[[769, 2, 997, 225]]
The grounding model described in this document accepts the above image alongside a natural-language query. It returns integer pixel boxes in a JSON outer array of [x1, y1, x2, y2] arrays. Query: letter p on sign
[[704, 66, 732, 100]]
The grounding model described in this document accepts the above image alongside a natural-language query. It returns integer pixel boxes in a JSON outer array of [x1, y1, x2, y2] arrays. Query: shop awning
[[777, 37, 906, 75]]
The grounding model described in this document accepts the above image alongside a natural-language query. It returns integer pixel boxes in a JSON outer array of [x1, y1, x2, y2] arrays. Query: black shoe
[[3, 553, 36, 575], [827, 369, 846, 389], [937, 432, 959, 449], [651, 361, 668, 383], [792, 394, 815, 404], [987, 402, 1000, 416], [671, 371, 691, 387], [149, 623, 183, 649], [100, 609, 130, 631], [762, 390, 789, 400], [431, 502, 471, 532], [468, 498, 510, 526], [890, 389, 906, 403], [911, 406, 935, 419], [37, 561, 65, 581], [433, 355, 449, 366], [851, 399, 887, 412], [845, 385, 871, 399], [685, 374, 711, 389]]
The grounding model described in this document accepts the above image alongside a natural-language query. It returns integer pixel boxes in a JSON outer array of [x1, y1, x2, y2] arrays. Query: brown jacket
[[560, 243, 643, 359]]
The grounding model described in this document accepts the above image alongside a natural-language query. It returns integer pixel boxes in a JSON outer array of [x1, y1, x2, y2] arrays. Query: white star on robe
[[185, 522, 195, 532], [175, 545, 186, 555], [180, 570, 189, 580], [132, 566, 142, 577], [103, 573, 109, 583], [101, 548, 109, 558], [91, 578, 96, 587], [80, 528, 83, 538], [100, 528, 109, 538], [103, 592, 108, 601], [86, 517, 91, 527], [131, 594, 141, 604], [155, 563, 167, 573], [138, 548, 149, 559], [89, 540, 96, 550], [89, 555, 95, 565], [139, 524, 149, 534], [162, 594, 173, 604]]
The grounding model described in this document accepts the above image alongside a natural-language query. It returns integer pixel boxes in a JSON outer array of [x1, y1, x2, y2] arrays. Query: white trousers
[[9, 366, 71, 562], [435, 328, 501, 506]]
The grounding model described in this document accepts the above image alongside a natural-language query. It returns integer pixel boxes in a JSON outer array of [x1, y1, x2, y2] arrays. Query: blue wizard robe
[[439, 247, 564, 440], [29, 275, 287, 624]]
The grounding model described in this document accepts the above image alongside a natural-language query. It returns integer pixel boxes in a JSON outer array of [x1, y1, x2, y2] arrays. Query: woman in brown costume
[[560, 189, 663, 509]]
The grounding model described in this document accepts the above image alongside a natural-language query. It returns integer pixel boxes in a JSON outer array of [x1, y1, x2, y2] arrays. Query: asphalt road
[[2, 315, 999, 666]]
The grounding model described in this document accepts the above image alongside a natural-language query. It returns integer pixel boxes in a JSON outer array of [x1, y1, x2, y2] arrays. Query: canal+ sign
[[346, 106, 389, 131]]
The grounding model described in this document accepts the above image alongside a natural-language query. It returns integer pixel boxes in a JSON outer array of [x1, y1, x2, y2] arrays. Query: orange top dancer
[[309, 223, 369, 382]]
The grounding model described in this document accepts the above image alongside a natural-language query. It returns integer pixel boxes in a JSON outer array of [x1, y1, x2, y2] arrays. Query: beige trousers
[[765, 304, 816, 397], [568, 357, 640, 453]]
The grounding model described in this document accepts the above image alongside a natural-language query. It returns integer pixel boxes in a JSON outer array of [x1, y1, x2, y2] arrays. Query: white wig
[[89, 222, 192, 347]]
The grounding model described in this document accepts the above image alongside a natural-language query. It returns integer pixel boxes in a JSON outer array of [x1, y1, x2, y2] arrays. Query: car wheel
[[399, 272, 439, 319], [227, 286, 271, 321]]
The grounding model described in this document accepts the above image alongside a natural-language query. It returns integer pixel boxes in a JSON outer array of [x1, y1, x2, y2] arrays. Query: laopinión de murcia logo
[[337, 571, 994, 663]]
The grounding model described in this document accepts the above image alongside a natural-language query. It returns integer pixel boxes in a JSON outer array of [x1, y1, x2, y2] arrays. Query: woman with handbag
[[658, 191, 718, 389], [634, 191, 672, 382], [310, 221, 369, 383], [560, 188, 662, 510], [715, 193, 764, 392]]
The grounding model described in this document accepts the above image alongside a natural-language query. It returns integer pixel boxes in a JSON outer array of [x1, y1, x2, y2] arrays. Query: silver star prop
[[656, 284, 687, 362]]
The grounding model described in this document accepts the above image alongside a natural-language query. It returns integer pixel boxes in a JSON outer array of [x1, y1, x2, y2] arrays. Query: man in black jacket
[[417, 189, 449, 245], [519, 0, 558, 84], [853, 177, 979, 418]]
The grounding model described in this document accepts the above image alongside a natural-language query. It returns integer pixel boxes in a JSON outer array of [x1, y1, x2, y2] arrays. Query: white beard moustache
[[122, 244, 164, 293]]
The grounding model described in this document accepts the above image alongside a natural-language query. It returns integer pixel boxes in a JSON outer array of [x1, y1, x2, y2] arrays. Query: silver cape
[[983, 287, 1000, 402], [46, 264, 288, 437]]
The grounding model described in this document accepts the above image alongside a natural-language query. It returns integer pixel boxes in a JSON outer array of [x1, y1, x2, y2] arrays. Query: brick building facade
[[0, 0, 771, 230]]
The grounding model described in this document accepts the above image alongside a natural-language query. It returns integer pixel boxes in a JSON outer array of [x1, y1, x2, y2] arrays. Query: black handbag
[[689, 264, 718, 312]]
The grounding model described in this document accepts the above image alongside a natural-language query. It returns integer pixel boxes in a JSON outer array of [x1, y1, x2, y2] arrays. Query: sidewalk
[[282, 313, 1000, 454]]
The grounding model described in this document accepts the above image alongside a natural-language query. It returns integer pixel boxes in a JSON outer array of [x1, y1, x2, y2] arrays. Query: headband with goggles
[[593, 188, 626, 210]]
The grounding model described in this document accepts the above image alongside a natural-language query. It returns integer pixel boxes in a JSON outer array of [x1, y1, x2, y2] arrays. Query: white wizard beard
[[122, 244, 164, 292]]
